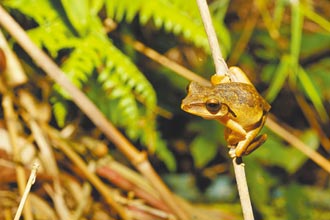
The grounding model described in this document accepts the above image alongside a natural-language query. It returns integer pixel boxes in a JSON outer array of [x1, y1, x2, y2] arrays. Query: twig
[[14, 163, 39, 220], [0, 6, 189, 220], [0, 31, 33, 220], [227, 5, 259, 66], [123, 36, 210, 87], [295, 93, 330, 152], [196, 0, 254, 219], [19, 91, 71, 220], [46, 126, 129, 219], [231, 156, 254, 220], [196, 0, 228, 76], [2, 94, 33, 220]]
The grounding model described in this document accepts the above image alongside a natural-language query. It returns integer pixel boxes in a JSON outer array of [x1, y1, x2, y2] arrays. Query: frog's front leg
[[217, 117, 247, 139]]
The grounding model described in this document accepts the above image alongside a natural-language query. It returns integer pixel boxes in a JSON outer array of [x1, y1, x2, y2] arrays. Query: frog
[[181, 67, 271, 157]]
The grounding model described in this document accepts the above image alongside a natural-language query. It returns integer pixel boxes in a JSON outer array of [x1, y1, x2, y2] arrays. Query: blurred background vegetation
[[1, 0, 330, 219]]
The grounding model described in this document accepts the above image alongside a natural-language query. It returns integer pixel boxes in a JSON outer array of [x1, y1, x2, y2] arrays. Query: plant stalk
[[196, 0, 255, 219], [196, 0, 228, 76]]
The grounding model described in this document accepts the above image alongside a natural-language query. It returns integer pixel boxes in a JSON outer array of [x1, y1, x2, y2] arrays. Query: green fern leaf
[[105, 0, 230, 55], [5, 0, 176, 169], [60, 0, 90, 36], [51, 96, 68, 128]]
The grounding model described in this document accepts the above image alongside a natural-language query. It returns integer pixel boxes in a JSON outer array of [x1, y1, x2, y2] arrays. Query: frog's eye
[[206, 99, 221, 114]]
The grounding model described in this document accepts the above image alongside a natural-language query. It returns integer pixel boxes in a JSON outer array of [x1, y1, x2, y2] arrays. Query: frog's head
[[181, 81, 234, 119]]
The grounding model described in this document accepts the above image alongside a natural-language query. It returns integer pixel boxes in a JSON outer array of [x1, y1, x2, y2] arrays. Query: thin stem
[[46, 127, 129, 219], [14, 163, 39, 220], [232, 156, 254, 220], [227, 5, 259, 66], [2, 94, 33, 220], [196, 0, 228, 76], [196, 0, 254, 219], [123, 36, 211, 86]]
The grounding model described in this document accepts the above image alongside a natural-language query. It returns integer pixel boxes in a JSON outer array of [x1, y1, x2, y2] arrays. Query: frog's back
[[214, 82, 269, 111], [214, 82, 270, 127]]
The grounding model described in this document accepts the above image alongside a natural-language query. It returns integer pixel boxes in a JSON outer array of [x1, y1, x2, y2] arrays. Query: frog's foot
[[242, 134, 267, 155], [235, 134, 268, 157]]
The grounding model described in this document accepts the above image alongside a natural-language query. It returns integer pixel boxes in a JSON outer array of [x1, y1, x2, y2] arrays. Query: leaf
[[8, 0, 161, 152], [286, 129, 319, 173], [244, 157, 275, 215], [90, 0, 105, 15], [155, 137, 176, 172], [60, 0, 90, 36], [188, 120, 224, 168], [273, 0, 287, 28], [191, 136, 218, 168], [290, 0, 303, 66], [250, 129, 319, 174], [301, 4, 330, 32], [51, 96, 68, 127], [163, 174, 201, 201], [307, 57, 330, 100], [265, 55, 291, 102], [298, 66, 329, 122], [105, 0, 230, 55], [284, 183, 311, 220], [204, 175, 236, 202], [300, 33, 330, 57]]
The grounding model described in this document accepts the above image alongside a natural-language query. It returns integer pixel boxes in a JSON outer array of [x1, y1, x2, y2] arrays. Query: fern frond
[[5, 0, 178, 169], [105, 0, 230, 55], [5, 0, 58, 24], [4, 0, 77, 57], [51, 95, 68, 128]]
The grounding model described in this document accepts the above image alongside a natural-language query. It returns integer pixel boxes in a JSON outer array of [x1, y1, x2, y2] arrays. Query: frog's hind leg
[[228, 66, 253, 84], [241, 134, 267, 155], [234, 128, 267, 157]]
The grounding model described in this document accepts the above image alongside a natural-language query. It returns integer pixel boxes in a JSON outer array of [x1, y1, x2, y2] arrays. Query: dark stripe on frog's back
[[213, 82, 267, 110]]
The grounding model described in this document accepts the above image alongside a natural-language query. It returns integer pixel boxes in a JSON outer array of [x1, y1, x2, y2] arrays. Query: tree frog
[[181, 67, 271, 157]]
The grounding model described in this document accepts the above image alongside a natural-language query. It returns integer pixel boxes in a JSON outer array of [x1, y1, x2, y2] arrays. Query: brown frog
[[181, 67, 271, 157]]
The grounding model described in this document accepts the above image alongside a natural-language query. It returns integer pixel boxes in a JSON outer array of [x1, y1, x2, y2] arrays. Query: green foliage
[[188, 120, 224, 168], [253, 129, 319, 174], [105, 0, 230, 54], [260, 0, 330, 122], [60, 0, 90, 36]]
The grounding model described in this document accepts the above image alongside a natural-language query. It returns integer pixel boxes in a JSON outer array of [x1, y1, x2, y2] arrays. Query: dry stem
[[2, 94, 33, 220], [231, 157, 254, 220], [46, 127, 129, 219], [14, 163, 39, 220], [196, 0, 254, 219], [123, 36, 211, 87], [196, 0, 228, 76]]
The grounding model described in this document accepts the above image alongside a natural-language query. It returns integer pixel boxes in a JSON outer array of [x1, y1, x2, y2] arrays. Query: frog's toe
[[229, 147, 237, 158]]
